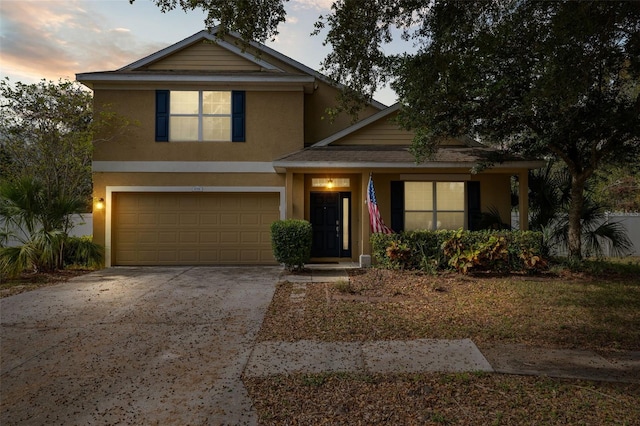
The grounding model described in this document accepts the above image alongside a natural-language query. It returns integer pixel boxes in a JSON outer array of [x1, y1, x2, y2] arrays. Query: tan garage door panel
[[113, 192, 278, 265]]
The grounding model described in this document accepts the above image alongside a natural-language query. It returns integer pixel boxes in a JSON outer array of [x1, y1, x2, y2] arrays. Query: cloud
[[0, 0, 164, 84], [291, 0, 334, 11]]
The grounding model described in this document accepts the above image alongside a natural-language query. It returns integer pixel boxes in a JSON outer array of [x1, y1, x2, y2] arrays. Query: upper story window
[[155, 90, 245, 142]]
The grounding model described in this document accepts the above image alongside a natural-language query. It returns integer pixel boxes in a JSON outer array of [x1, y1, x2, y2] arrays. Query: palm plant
[[0, 177, 102, 277], [527, 162, 632, 258]]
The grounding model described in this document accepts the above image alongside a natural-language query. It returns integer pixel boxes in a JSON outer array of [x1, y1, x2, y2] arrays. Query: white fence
[[512, 212, 640, 257], [1, 214, 93, 246], [4, 213, 639, 257]]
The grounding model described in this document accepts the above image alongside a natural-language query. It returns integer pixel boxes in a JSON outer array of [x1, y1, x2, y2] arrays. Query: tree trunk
[[567, 175, 587, 261]]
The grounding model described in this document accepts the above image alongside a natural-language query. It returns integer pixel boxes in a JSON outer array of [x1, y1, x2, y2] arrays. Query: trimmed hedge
[[270, 219, 312, 271], [371, 229, 546, 274]]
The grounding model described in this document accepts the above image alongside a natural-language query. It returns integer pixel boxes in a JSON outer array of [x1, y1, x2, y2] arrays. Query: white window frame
[[169, 90, 232, 142], [404, 181, 466, 230]]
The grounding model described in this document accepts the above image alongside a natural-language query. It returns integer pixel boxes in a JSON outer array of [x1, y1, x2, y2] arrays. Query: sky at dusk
[[0, 0, 397, 105]]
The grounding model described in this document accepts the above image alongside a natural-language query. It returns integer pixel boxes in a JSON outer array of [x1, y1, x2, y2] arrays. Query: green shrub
[[270, 219, 312, 271], [63, 235, 104, 268], [371, 229, 545, 274]]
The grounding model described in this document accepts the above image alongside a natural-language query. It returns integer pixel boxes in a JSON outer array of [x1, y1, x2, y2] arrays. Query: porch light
[[95, 198, 105, 210], [326, 178, 334, 189]]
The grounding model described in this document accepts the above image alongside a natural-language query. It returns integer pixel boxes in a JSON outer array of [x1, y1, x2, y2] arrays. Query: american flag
[[367, 175, 394, 234]]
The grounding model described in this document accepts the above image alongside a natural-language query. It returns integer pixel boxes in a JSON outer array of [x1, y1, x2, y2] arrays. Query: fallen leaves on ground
[[258, 269, 640, 352], [244, 372, 639, 425]]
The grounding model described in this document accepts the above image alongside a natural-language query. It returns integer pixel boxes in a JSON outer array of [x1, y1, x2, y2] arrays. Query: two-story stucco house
[[77, 29, 541, 267]]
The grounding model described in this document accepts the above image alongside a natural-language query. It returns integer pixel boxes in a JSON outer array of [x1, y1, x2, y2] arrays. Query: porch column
[[518, 171, 529, 231], [285, 171, 293, 219]]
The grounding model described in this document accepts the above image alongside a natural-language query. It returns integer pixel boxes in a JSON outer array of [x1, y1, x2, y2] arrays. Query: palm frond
[[0, 244, 37, 277]]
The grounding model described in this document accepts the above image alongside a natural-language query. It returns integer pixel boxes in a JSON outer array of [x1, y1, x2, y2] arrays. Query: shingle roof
[[273, 145, 544, 170]]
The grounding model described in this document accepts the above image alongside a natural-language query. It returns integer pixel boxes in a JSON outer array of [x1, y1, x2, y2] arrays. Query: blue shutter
[[467, 181, 481, 230], [231, 91, 245, 142], [390, 181, 404, 232], [155, 90, 169, 142]]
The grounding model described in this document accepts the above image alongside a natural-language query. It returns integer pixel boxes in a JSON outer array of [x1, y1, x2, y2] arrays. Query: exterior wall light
[[95, 198, 105, 210], [326, 178, 334, 189]]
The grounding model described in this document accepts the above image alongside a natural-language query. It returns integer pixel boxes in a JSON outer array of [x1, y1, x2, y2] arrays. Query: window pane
[[203, 91, 231, 115], [405, 211, 434, 231], [170, 91, 198, 114], [169, 117, 198, 141], [436, 182, 464, 211], [436, 212, 465, 230], [405, 182, 433, 210], [342, 198, 349, 251], [203, 117, 231, 141]]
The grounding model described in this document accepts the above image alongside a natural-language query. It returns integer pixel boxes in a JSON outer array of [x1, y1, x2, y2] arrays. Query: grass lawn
[[245, 258, 640, 425]]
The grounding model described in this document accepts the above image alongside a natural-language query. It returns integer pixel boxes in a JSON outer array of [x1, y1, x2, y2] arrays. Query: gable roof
[[118, 30, 283, 72], [274, 103, 544, 171], [312, 104, 402, 147], [312, 103, 484, 148], [76, 27, 387, 110]]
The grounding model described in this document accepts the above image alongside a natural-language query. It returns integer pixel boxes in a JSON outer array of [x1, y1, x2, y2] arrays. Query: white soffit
[[93, 161, 276, 173]]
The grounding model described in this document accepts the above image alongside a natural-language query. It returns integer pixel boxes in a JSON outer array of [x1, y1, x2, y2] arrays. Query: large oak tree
[[138, 0, 640, 260]]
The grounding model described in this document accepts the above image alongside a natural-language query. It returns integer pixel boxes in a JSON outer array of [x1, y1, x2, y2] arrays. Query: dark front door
[[310, 191, 351, 258], [311, 192, 340, 257]]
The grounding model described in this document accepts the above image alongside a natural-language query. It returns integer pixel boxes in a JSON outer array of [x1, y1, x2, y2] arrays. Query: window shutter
[[467, 181, 481, 230], [155, 90, 169, 142], [231, 91, 245, 142], [390, 181, 404, 232]]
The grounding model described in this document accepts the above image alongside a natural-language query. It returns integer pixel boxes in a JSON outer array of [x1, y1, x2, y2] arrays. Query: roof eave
[[75, 72, 316, 91], [273, 160, 546, 172]]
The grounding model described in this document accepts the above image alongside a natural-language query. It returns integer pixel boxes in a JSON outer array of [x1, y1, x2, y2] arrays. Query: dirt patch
[[0, 269, 93, 298]]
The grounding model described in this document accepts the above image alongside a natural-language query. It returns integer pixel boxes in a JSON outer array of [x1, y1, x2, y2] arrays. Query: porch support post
[[285, 171, 293, 219], [518, 171, 529, 231]]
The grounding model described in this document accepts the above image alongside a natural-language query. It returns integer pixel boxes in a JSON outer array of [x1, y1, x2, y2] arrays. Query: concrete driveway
[[1, 266, 281, 425]]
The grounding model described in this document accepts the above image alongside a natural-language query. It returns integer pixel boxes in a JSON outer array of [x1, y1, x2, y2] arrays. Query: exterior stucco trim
[[93, 161, 276, 173], [103, 185, 286, 267]]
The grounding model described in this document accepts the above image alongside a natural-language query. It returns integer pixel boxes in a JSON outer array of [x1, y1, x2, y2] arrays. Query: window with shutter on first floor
[[391, 181, 475, 232], [404, 181, 465, 231], [155, 90, 245, 142]]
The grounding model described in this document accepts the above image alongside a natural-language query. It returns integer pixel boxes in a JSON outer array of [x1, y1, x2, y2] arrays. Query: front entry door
[[310, 192, 351, 258]]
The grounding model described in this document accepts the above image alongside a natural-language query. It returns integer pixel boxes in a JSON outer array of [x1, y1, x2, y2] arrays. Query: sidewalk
[[248, 265, 640, 384]]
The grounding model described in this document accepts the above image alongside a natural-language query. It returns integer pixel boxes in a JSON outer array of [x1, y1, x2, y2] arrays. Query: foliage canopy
[[0, 78, 94, 208]]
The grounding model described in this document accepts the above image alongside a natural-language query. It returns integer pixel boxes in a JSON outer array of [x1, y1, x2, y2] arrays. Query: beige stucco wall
[[303, 80, 383, 145], [94, 90, 304, 162], [478, 174, 512, 225]]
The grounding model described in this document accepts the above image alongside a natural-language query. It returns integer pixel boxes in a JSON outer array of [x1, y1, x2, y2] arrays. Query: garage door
[[112, 192, 279, 265]]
